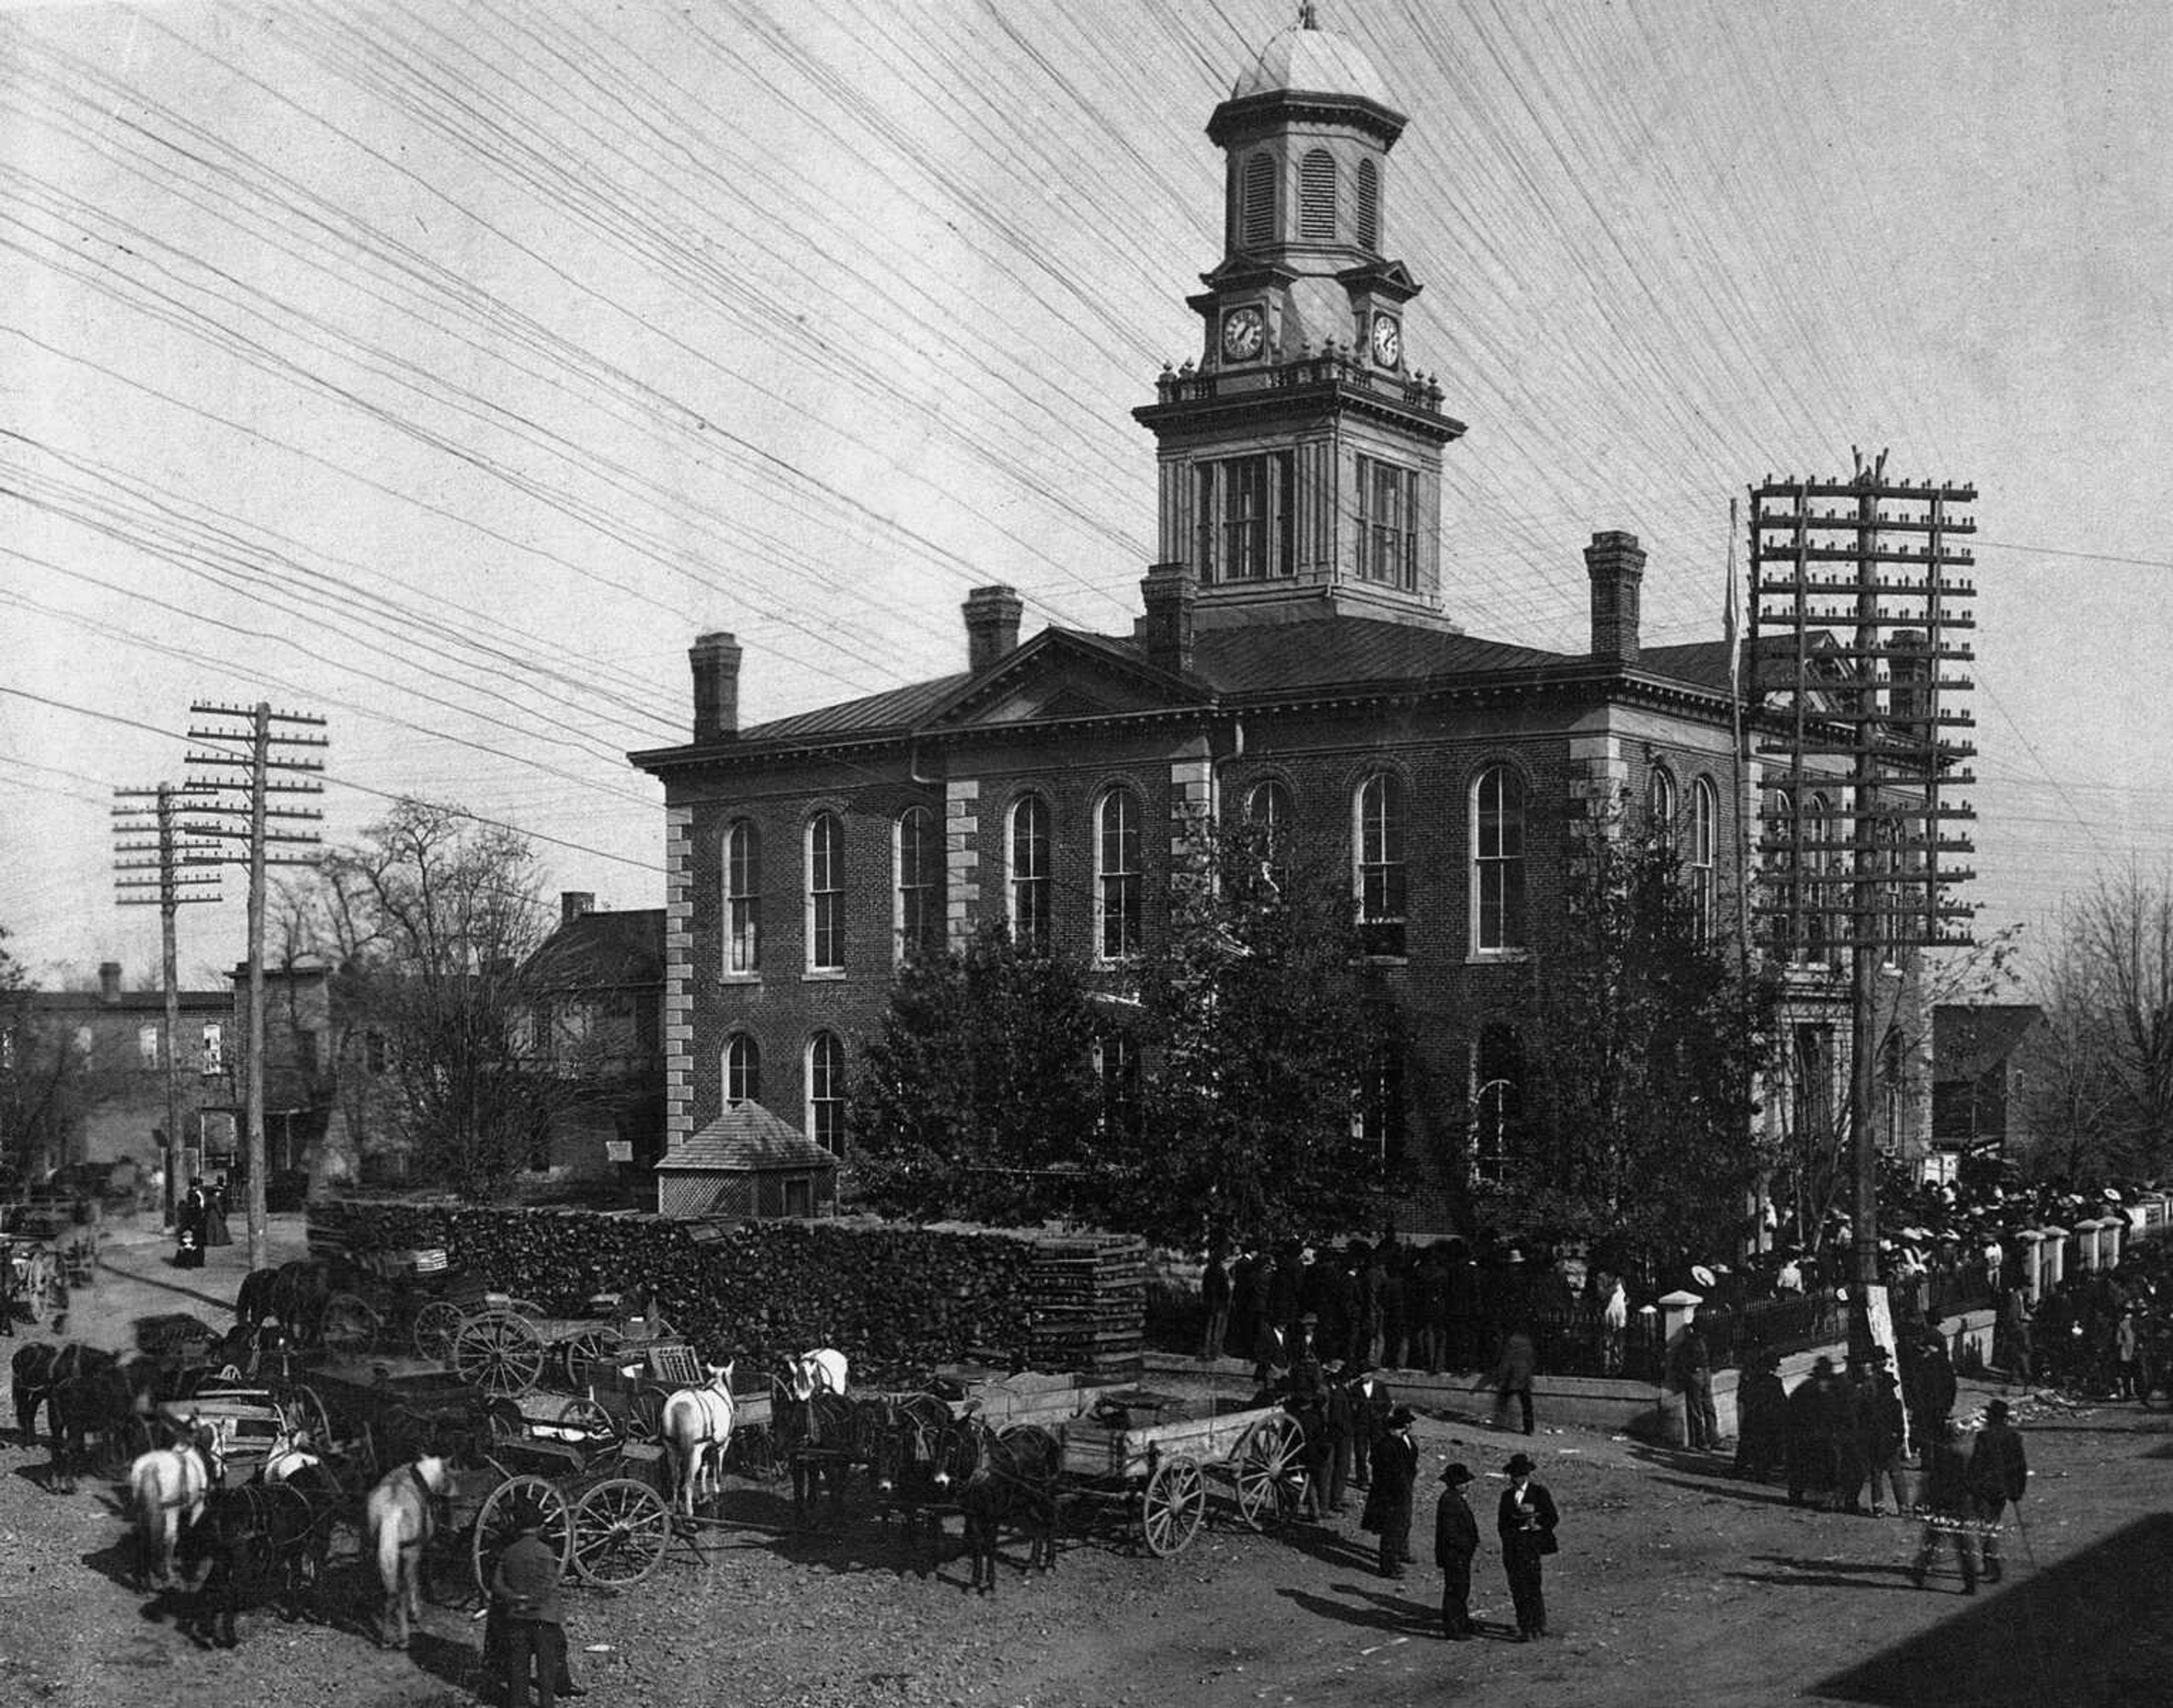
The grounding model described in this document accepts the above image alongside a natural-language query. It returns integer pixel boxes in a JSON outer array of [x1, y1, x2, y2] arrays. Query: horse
[[267, 1261, 332, 1345], [868, 1391, 968, 1574], [182, 1429, 338, 1645], [364, 1455, 449, 1650], [660, 1359, 736, 1517], [770, 1349, 854, 1529], [11, 1341, 115, 1444], [127, 1422, 222, 1590], [51, 1357, 158, 1492], [948, 1413, 1059, 1596], [234, 1267, 280, 1332]]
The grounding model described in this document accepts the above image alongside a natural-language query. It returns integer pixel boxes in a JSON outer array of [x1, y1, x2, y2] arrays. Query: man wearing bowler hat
[[1433, 1462, 1479, 1638], [1360, 1405, 1421, 1578], [1497, 1450, 1559, 1640]]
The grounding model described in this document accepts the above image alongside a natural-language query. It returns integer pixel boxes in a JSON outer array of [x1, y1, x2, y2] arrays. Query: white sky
[[3, 0, 2168, 989]]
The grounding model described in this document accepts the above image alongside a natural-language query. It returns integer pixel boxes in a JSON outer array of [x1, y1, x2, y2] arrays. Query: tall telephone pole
[[1749, 457, 1978, 1365], [184, 703, 327, 1271], [113, 783, 222, 1230]]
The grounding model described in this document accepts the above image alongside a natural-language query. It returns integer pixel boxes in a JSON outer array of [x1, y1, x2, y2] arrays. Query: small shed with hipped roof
[[654, 1103, 838, 1220]]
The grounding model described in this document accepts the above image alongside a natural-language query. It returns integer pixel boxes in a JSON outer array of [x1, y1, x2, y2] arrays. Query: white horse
[[127, 1422, 222, 1590], [364, 1455, 449, 1650], [785, 1346, 849, 1401], [661, 1359, 736, 1517]]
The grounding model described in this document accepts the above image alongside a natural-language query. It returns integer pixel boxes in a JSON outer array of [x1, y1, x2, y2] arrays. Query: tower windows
[[1356, 158, 1380, 250], [1355, 456, 1419, 590], [724, 1032, 761, 1106], [725, 819, 761, 975], [1009, 793, 1052, 949], [1194, 452, 1295, 583], [1472, 765, 1527, 954], [806, 811, 844, 972], [1095, 787, 1143, 960], [895, 805, 942, 963], [1355, 770, 1407, 958], [806, 1030, 845, 1155], [1299, 148, 1337, 241], [1241, 151, 1276, 249]]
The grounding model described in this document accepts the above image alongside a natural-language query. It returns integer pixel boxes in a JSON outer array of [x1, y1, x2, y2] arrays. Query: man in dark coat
[[1489, 1329, 1537, 1436], [1267, 1243, 1303, 1344], [1322, 1367, 1356, 1514], [1200, 1245, 1231, 1363], [490, 1500, 577, 1707], [1732, 1349, 1787, 1480], [1360, 1406, 1420, 1578], [1826, 1358, 1869, 1514], [1666, 1319, 1717, 1450], [1347, 1364, 1393, 1489], [1903, 1328, 1959, 1452], [1785, 1357, 1836, 1507], [1862, 1349, 1909, 1516], [1410, 1249, 1446, 1375], [1910, 1419, 1978, 1594], [1497, 1450, 1560, 1640], [1968, 1397, 2029, 1582], [1230, 1242, 1262, 1367], [1433, 1461, 1479, 1639]]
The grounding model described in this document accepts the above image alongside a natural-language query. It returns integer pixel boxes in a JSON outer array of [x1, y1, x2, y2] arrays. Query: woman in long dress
[[204, 1175, 232, 1248]]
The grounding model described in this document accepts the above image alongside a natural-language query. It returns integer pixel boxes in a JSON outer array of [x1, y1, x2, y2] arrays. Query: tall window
[[201, 1022, 224, 1076], [1096, 1033, 1141, 1141], [806, 812, 844, 972], [1352, 1038, 1406, 1170], [1009, 794, 1051, 949], [1242, 151, 1275, 248], [1355, 771, 1407, 958], [1355, 157, 1380, 250], [138, 1024, 160, 1069], [1355, 456, 1418, 589], [895, 805, 942, 963], [1245, 778, 1293, 895], [1472, 1024, 1522, 1186], [807, 1031, 844, 1155], [1195, 452, 1295, 582], [724, 1033, 761, 1106], [1299, 148, 1337, 239], [1649, 767, 1678, 838], [1096, 788, 1143, 960], [1690, 777, 1718, 943], [1472, 765, 1527, 953], [1803, 793, 1833, 959], [725, 819, 761, 975]]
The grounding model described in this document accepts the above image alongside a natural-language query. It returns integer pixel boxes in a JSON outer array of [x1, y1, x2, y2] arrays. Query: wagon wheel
[[411, 1299, 466, 1363], [623, 1386, 666, 1445], [470, 1473, 572, 1602], [557, 1327, 626, 1394], [281, 1381, 337, 1454], [552, 1394, 617, 1446], [571, 1477, 672, 1587], [452, 1309, 548, 1397], [727, 1421, 778, 1482], [1141, 1454, 1207, 1557], [319, 1291, 381, 1354], [1232, 1411, 1307, 1530]]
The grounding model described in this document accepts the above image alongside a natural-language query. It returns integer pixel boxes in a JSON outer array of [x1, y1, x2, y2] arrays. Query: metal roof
[[655, 1102, 840, 1174]]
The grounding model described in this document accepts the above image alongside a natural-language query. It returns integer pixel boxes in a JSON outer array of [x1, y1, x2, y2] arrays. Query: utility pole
[[1748, 458, 1978, 1367], [184, 702, 327, 1271], [113, 783, 222, 1230]]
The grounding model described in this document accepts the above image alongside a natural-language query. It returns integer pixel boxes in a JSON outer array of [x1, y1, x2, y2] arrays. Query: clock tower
[[1134, 8, 1465, 629]]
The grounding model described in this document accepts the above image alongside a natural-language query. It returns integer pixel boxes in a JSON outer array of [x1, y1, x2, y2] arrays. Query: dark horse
[[234, 1267, 280, 1332], [51, 1356, 162, 1492], [265, 1261, 332, 1345], [770, 1375, 857, 1529], [181, 1463, 341, 1647], [12, 1341, 115, 1445], [867, 1392, 969, 1576], [947, 1413, 1060, 1596]]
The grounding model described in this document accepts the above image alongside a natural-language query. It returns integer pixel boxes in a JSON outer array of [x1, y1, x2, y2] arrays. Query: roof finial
[[1299, 2, 1319, 28]]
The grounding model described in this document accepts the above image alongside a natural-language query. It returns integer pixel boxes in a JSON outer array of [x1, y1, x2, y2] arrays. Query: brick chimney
[[99, 961, 122, 1005], [689, 632, 742, 741], [561, 891, 596, 926], [1585, 530, 1646, 666], [963, 585, 1024, 675], [1140, 562, 1198, 675]]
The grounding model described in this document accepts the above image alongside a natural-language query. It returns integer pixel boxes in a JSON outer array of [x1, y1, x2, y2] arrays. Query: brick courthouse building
[[630, 19, 1887, 1230]]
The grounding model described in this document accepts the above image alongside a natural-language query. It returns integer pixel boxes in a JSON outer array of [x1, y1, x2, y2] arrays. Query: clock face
[[1221, 306, 1265, 362], [1371, 312, 1402, 367]]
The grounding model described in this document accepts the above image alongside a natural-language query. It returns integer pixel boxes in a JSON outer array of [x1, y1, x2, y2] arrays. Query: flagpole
[[1728, 496, 1751, 981]]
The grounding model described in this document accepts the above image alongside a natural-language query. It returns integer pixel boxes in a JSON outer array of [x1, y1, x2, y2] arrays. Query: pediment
[[918, 630, 1209, 732]]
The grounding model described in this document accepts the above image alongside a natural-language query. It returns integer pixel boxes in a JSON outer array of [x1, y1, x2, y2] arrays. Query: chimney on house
[[99, 961, 122, 1005], [561, 891, 596, 926], [689, 632, 742, 741], [1585, 530, 1646, 666], [963, 585, 1024, 675], [1140, 562, 1198, 675]]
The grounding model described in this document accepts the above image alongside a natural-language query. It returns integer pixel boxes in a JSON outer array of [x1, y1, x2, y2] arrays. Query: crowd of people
[[170, 1175, 231, 1271]]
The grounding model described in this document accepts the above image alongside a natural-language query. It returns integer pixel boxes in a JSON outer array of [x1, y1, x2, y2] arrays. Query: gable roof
[[655, 1102, 840, 1173], [1934, 1005, 2049, 1081], [523, 908, 664, 990]]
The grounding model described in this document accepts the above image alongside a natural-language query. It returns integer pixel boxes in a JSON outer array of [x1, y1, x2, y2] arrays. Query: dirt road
[[2, 1213, 2169, 1707]]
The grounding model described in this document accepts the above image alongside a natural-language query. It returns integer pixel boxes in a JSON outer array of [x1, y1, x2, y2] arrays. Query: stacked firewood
[[1024, 1234, 1147, 1382]]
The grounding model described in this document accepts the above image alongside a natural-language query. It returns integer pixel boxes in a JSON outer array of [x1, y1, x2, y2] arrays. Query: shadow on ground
[[1812, 1513, 2173, 1706]]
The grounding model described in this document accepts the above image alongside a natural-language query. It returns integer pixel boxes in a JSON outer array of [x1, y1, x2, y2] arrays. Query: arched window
[[1242, 151, 1276, 248], [1690, 778, 1719, 943], [1355, 771, 1407, 958], [806, 1031, 845, 1155], [1355, 157, 1380, 250], [1472, 765, 1527, 953], [1245, 778, 1293, 895], [1766, 787, 1798, 954], [725, 819, 761, 975], [1009, 794, 1051, 949], [1649, 768, 1678, 839], [1351, 1035, 1405, 1171], [724, 1032, 761, 1107], [1095, 788, 1142, 960], [1472, 1023, 1522, 1186], [1299, 148, 1337, 240], [894, 805, 941, 963], [1804, 792, 1832, 958], [805, 812, 844, 972]]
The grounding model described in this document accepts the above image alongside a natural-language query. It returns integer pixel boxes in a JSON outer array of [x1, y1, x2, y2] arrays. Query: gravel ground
[[4, 1214, 2171, 1708]]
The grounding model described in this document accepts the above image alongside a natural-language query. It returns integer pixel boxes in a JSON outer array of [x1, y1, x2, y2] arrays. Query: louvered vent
[[1356, 158, 1380, 250], [1300, 149, 1337, 241], [1242, 152, 1276, 248]]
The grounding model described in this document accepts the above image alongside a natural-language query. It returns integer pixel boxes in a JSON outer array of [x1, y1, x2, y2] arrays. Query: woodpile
[[1024, 1234, 1146, 1383]]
